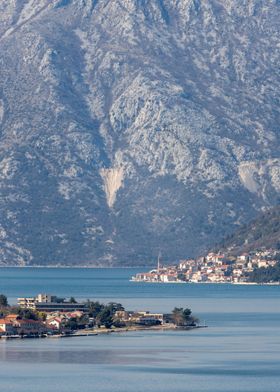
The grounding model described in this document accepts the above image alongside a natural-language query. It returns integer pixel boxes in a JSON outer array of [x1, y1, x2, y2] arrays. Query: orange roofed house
[[0, 315, 46, 337]]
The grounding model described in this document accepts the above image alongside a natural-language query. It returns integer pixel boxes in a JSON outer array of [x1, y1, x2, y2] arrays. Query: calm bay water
[[0, 267, 279, 392]]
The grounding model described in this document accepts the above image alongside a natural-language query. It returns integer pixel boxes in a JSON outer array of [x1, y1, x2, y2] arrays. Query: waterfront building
[[18, 294, 57, 309], [35, 302, 86, 312], [13, 319, 46, 335], [130, 311, 163, 325], [0, 319, 16, 335], [18, 294, 86, 312], [115, 311, 130, 321], [46, 318, 65, 330], [0, 316, 46, 336], [161, 274, 178, 282], [17, 297, 37, 309]]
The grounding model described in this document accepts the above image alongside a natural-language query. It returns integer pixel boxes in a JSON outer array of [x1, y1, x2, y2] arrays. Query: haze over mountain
[[0, 0, 279, 266]]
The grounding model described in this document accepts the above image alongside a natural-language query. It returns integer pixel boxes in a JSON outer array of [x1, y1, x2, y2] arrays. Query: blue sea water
[[0, 267, 279, 392]]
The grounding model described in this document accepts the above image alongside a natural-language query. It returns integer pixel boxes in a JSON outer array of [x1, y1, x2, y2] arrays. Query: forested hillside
[[214, 206, 280, 255]]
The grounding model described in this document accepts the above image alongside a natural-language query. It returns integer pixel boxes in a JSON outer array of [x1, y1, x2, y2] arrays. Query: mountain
[[212, 205, 280, 255], [0, 0, 279, 266]]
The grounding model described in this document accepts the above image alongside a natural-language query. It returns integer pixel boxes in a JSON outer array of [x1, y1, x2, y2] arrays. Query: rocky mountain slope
[[213, 205, 280, 255], [0, 0, 279, 266]]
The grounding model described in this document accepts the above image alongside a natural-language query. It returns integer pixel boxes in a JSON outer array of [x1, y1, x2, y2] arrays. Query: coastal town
[[131, 249, 280, 284], [0, 293, 199, 339]]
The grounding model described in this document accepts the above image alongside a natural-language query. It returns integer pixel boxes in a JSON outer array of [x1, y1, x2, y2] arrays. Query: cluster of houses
[[0, 293, 165, 338], [131, 249, 279, 284], [0, 314, 46, 337], [45, 310, 85, 331], [0, 294, 88, 338]]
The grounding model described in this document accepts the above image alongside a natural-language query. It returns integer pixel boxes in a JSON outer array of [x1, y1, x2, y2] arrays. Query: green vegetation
[[213, 205, 280, 255], [0, 294, 8, 307], [0, 300, 42, 320], [0, 295, 200, 333], [248, 263, 280, 283], [87, 300, 104, 317], [0, 297, 126, 329], [95, 302, 124, 329], [64, 317, 79, 330], [96, 308, 113, 329], [17, 308, 39, 320], [171, 307, 198, 327], [84, 301, 125, 328], [61, 314, 90, 331]]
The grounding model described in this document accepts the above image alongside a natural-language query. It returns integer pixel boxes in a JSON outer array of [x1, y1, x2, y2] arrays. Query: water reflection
[[0, 341, 182, 365]]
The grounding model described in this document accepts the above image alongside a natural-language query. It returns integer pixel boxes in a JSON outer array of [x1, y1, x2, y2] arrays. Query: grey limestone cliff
[[0, 0, 279, 265]]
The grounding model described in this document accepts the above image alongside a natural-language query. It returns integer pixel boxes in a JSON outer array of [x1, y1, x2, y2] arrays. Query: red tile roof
[[5, 314, 19, 319], [15, 319, 42, 325], [0, 319, 12, 325]]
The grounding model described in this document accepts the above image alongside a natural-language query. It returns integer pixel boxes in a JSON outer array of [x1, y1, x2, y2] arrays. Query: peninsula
[[0, 293, 201, 339]]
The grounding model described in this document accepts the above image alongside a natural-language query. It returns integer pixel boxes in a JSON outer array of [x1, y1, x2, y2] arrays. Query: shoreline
[[80, 323, 206, 334], [0, 324, 207, 340], [130, 280, 280, 286], [0, 266, 278, 285]]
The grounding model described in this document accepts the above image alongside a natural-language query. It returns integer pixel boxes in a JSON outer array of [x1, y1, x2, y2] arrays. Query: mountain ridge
[[0, 0, 279, 266]]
